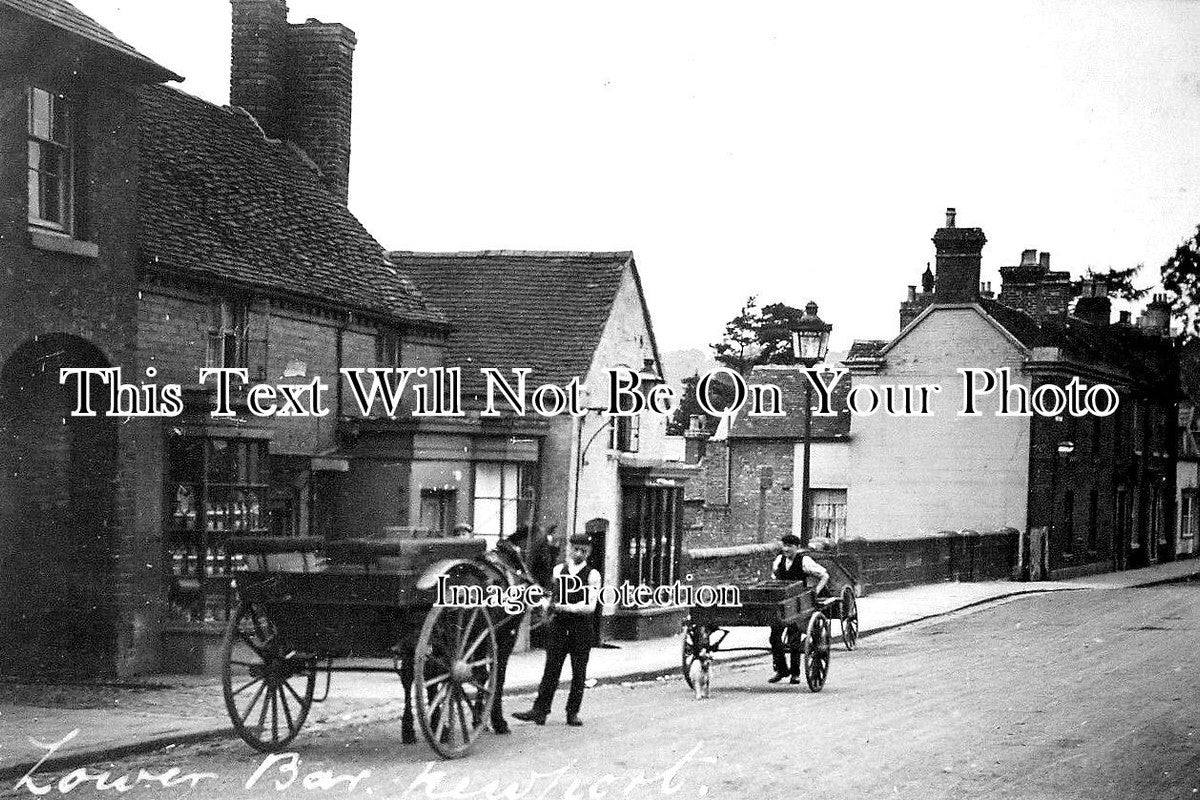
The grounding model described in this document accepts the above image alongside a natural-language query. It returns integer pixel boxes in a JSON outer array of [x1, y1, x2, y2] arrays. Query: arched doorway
[[0, 334, 118, 677]]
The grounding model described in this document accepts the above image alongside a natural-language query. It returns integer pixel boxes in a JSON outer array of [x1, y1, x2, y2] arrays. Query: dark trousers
[[532, 613, 592, 717], [769, 622, 801, 676]]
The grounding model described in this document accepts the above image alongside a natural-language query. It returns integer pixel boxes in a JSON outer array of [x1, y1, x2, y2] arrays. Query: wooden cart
[[220, 535, 518, 760], [680, 579, 835, 692]]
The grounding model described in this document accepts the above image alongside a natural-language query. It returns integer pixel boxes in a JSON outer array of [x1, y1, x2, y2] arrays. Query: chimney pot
[[1020, 249, 1039, 267], [1119, 310, 1132, 324], [1039, 252, 1051, 270], [946, 208, 956, 228], [907, 285, 917, 302]]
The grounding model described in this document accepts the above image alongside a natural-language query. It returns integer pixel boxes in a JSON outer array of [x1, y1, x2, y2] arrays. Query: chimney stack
[[1020, 249, 1039, 268], [1039, 252, 1051, 270], [683, 415, 710, 463], [230, 0, 289, 139], [932, 208, 987, 304], [1074, 278, 1111, 325], [907, 285, 917, 302], [1118, 310, 1132, 325], [230, 1, 357, 204], [1137, 294, 1172, 336]]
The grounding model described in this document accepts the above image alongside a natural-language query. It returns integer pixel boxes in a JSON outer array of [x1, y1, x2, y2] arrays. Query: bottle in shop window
[[249, 496, 260, 531], [205, 501, 214, 532]]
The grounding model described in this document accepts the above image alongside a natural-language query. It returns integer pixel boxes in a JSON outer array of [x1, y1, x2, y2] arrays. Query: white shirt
[[553, 560, 601, 614], [773, 554, 828, 581]]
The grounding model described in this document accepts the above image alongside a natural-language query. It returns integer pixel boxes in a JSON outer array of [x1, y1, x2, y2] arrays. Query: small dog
[[690, 655, 713, 700]]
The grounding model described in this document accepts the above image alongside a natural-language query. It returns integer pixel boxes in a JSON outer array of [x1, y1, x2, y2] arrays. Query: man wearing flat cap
[[768, 533, 829, 684], [514, 531, 601, 727]]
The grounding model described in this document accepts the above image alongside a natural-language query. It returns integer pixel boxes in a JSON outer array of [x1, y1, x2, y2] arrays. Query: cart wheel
[[803, 612, 832, 693], [414, 604, 499, 759], [221, 601, 316, 752], [840, 588, 859, 651], [680, 624, 708, 689]]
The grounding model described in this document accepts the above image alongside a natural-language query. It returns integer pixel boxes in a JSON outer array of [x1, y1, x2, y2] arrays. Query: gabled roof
[[727, 365, 851, 440], [1, 0, 182, 82], [392, 251, 651, 395], [137, 84, 446, 329]]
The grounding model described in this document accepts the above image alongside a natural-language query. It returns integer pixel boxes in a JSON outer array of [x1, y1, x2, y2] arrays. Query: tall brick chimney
[[1074, 279, 1111, 326], [230, 0, 289, 139], [998, 249, 1071, 320], [289, 19, 356, 203], [230, 1, 357, 204], [932, 208, 987, 304]]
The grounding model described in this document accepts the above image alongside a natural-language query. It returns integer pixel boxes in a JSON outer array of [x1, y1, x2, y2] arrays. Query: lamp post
[[791, 301, 833, 547]]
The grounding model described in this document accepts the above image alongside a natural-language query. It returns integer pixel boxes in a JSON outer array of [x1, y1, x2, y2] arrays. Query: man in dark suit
[[768, 533, 829, 684], [513, 531, 600, 727]]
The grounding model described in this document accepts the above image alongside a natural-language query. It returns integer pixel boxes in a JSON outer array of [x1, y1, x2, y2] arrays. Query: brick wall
[[0, 26, 147, 676], [685, 530, 1019, 595], [690, 439, 793, 549]]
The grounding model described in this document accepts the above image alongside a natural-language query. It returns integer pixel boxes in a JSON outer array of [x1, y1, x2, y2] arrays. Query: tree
[[666, 373, 721, 436], [711, 296, 761, 376], [711, 296, 816, 372], [1162, 225, 1200, 337], [757, 302, 810, 365]]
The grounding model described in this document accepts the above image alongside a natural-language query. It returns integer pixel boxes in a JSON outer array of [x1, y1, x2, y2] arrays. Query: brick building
[[1175, 341, 1200, 559], [0, 0, 183, 677], [690, 364, 852, 551], [848, 209, 1177, 582], [395, 251, 697, 639]]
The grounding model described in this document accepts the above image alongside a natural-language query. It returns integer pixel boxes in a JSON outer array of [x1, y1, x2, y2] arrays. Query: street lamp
[[791, 301, 833, 547]]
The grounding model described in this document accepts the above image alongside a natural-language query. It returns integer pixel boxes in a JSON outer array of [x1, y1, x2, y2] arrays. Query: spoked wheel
[[680, 624, 708, 689], [840, 588, 859, 651], [221, 601, 317, 752], [803, 612, 832, 693], [414, 604, 499, 759]]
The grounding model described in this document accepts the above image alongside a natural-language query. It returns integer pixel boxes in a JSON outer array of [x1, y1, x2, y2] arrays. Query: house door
[[0, 336, 117, 677]]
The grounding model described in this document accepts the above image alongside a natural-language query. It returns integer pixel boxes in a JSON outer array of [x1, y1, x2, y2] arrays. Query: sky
[[74, 0, 1200, 354]]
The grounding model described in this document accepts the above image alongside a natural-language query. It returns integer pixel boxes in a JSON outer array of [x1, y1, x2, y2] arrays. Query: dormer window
[[27, 87, 75, 232]]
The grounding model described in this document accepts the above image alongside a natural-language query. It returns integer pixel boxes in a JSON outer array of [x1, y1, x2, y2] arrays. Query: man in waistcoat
[[768, 533, 829, 684], [513, 531, 601, 727]]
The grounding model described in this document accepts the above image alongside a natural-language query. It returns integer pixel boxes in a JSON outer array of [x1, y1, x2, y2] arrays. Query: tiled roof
[[846, 340, 887, 362], [977, 298, 1173, 388], [2, 0, 181, 82], [137, 84, 446, 328], [392, 251, 637, 395], [727, 365, 852, 440]]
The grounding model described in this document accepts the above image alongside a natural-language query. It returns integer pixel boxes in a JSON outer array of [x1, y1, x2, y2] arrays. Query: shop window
[[166, 435, 269, 621], [621, 485, 682, 590], [472, 463, 536, 547], [809, 488, 847, 542]]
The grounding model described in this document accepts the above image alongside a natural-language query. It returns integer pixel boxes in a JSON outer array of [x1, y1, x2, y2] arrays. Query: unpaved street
[[5, 584, 1199, 800]]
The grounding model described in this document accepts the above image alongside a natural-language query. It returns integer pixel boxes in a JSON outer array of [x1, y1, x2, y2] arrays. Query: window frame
[[27, 85, 76, 234], [207, 299, 249, 370], [1182, 490, 1197, 541]]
